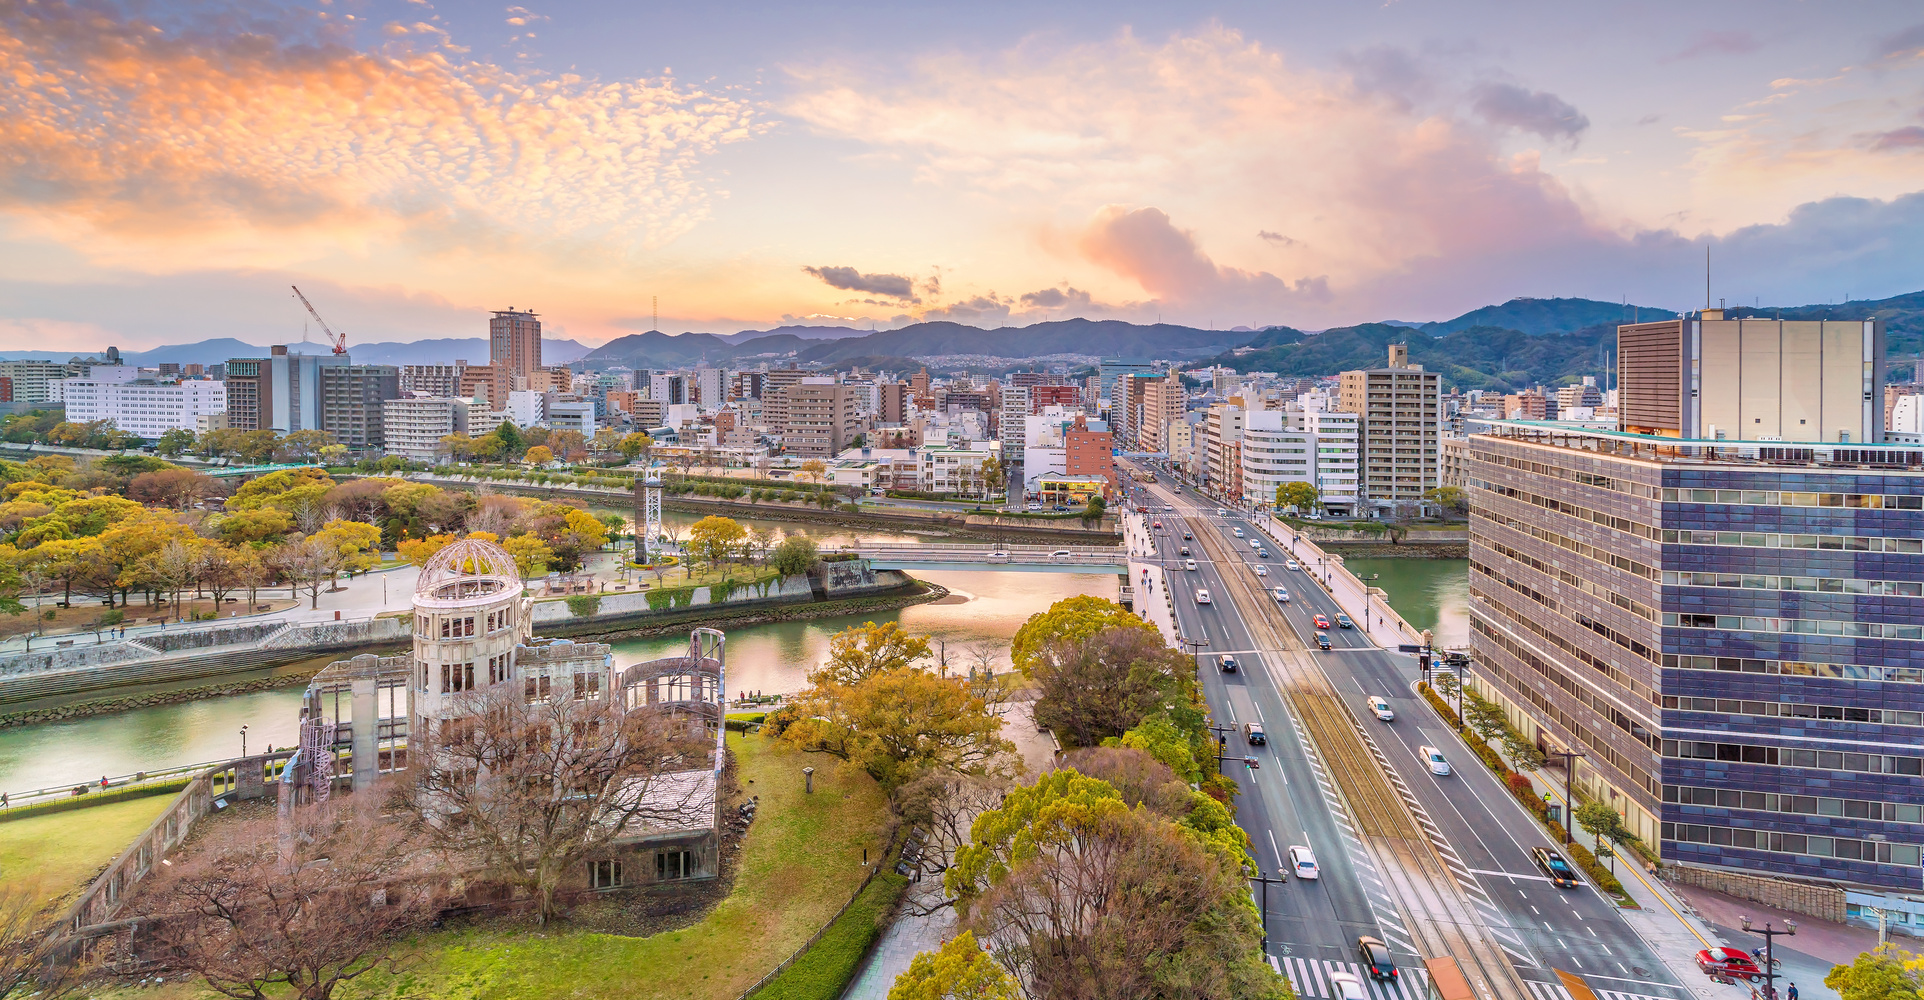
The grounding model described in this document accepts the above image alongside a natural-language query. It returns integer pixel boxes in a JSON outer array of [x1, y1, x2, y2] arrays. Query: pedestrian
[[1, 792, 7, 807], [1787, 984, 1797, 1000], [100, 775, 109, 789]]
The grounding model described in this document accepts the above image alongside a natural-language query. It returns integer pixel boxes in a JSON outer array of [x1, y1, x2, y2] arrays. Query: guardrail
[[0, 757, 246, 815]]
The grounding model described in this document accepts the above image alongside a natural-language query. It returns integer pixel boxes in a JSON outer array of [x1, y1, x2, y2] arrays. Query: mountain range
[[5, 290, 1916, 391]]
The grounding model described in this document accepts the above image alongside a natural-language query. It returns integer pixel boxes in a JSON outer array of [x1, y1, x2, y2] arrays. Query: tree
[[502, 534, 553, 578], [1275, 480, 1320, 514], [137, 793, 432, 1000], [16, 537, 109, 607], [396, 533, 456, 568], [1829, 947, 1924, 1000], [1009, 595, 1158, 676], [687, 515, 747, 574], [128, 467, 220, 509], [144, 538, 206, 619], [748, 526, 777, 565], [549, 429, 588, 463], [156, 427, 197, 457], [1029, 626, 1196, 750], [523, 444, 555, 466], [769, 535, 819, 576], [618, 432, 653, 461], [817, 621, 931, 687], [271, 535, 340, 609], [591, 427, 624, 457], [413, 685, 705, 923], [1423, 485, 1469, 517], [237, 429, 281, 464], [279, 429, 335, 462], [493, 420, 524, 460], [196, 543, 247, 609], [0, 884, 89, 999], [1080, 492, 1107, 526], [979, 456, 1004, 497], [782, 664, 1014, 787], [217, 507, 295, 547], [312, 520, 383, 578], [1574, 801, 1626, 854], [889, 932, 1018, 1000], [798, 458, 828, 484]]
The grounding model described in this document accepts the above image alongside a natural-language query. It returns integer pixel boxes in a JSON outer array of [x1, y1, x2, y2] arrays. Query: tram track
[[1189, 520, 1532, 1000]]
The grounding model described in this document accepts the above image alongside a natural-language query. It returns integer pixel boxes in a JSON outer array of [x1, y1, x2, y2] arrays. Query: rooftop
[[1479, 420, 1924, 471]]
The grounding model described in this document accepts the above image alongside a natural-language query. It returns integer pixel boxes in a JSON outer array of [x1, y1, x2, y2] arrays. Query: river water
[[0, 500, 1469, 796]]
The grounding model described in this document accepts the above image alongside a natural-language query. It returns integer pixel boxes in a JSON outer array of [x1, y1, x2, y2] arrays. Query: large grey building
[[1338, 345, 1441, 515], [320, 364, 401, 452], [1467, 313, 1924, 902]]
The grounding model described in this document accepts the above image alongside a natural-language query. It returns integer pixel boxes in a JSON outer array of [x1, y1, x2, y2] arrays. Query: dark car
[[1244, 722, 1266, 745], [1335, 613, 1354, 629], [1358, 936, 1398, 981], [1180, 547, 1191, 557], [1183, 531, 1192, 540], [1219, 654, 1239, 673], [1315, 632, 1332, 650], [1531, 846, 1582, 889]]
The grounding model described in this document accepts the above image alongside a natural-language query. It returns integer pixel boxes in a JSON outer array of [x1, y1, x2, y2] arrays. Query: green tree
[[156, 428, 197, 457], [769, 535, 819, 576], [1009, 595, 1157, 675], [1275, 480, 1320, 514], [687, 515, 748, 574], [1029, 625, 1195, 750], [889, 931, 1019, 1000], [782, 664, 1014, 787], [1574, 801, 1625, 852], [1829, 947, 1924, 1000], [502, 534, 552, 578], [618, 432, 653, 461], [1080, 493, 1107, 526], [1423, 485, 1469, 516], [279, 428, 335, 462], [1119, 715, 1202, 784], [494, 421, 524, 460]]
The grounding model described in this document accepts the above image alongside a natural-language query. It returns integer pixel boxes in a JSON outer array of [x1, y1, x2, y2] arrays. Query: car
[[1420, 745, 1451, 776], [1153, 520, 1163, 530], [1182, 530, 1192, 539], [1696, 948, 1763, 982], [1195, 589, 1211, 604], [1053, 504, 1069, 511], [1335, 613, 1354, 629], [1531, 846, 1583, 889], [1258, 548, 1269, 559], [1253, 565, 1268, 577], [1358, 936, 1398, 981], [1184, 559, 1198, 571], [1272, 587, 1290, 603], [1163, 504, 1174, 512], [1314, 631, 1332, 650], [1232, 527, 1245, 538], [1216, 508, 1228, 516], [1313, 614, 1331, 629], [1285, 559, 1300, 571], [1244, 722, 1266, 745], [1026, 503, 1043, 511], [1049, 550, 1072, 560], [1249, 537, 1262, 549], [1219, 654, 1238, 672], [1326, 971, 1369, 1000], [1288, 845, 1320, 880], [1179, 546, 1191, 556], [1367, 696, 1394, 721]]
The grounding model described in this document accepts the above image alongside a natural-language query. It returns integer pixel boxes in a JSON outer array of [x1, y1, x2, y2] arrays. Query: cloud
[[1470, 83, 1590, 142], [1077, 206, 1329, 309], [1336, 45, 1435, 112], [0, 0, 761, 269], [1017, 286, 1093, 309], [802, 266, 921, 301], [1872, 24, 1924, 64], [1662, 30, 1762, 63], [1257, 230, 1298, 246], [1866, 126, 1924, 152], [921, 295, 1011, 324]]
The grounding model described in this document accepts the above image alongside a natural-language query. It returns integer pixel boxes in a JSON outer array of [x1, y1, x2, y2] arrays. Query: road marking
[[1468, 867, 1556, 883], [1268, 829, 1283, 867]]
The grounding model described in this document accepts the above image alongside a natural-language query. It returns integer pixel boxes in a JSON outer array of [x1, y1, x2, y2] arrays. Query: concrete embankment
[[0, 566, 940, 725], [1296, 527, 1467, 559]]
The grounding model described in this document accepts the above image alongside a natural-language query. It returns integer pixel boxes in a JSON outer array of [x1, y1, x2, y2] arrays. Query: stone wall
[[260, 618, 410, 650], [1670, 864, 1848, 924]]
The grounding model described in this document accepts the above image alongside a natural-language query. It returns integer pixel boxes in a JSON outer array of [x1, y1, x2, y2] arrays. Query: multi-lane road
[[1123, 471, 1696, 1000]]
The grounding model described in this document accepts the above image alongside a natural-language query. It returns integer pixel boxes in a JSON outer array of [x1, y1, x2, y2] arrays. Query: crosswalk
[[1524, 978, 1689, 1000], [1272, 957, 1429, 1000]]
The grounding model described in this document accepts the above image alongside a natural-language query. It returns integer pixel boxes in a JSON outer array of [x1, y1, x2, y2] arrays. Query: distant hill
[[1419, 297, 1676, 336], [580, 318, 1239, 369], [1213, 322, 1616, 392], [1724, 289, 1924, 362], [105, 337, 591, 367]]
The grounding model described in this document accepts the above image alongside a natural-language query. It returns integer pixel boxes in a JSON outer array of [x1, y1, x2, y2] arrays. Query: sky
[[1, 0, 1922, 351]]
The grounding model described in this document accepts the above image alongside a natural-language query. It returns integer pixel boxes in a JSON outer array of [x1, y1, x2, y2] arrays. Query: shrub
[[565, 595, 601, 618], [1505, 772, 1535, 798], [1565, 839, 1629, 898]]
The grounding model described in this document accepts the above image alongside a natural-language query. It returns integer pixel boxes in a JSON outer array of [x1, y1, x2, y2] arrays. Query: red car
[[1695, 948, 1762, 982], [1313, 614, 1332, 630]]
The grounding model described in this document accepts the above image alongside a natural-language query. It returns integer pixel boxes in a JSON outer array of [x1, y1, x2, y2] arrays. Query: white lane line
[[1267, 829, 1283, 868]]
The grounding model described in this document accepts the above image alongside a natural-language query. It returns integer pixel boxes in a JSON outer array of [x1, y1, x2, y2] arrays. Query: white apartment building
[[60, 366, 226, 439], [999, 385, 1030, 465], [1233, 396, 1359, 517], [919, 442, 1001, 497], [1299, 392, 1359, 516], [547, 399, 596, 436], [384, 397, 471, 463], [1, 360, 84, 404]]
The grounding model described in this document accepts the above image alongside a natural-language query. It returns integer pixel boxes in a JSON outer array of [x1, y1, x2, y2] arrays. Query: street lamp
[[1545, 747, 1587, 820], [240, 724, 249, 758], [1180, 634, 1209, 671], [1247, 867, 1288, 950], [1741, 916, 1795, 999]]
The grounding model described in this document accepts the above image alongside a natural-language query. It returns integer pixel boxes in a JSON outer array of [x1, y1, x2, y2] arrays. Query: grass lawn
[[323, 732, 889, 1000], [0, 793, 175, 899]]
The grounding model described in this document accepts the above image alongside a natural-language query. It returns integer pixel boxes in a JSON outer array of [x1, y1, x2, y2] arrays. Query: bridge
[[852, 542, 1127, 572]]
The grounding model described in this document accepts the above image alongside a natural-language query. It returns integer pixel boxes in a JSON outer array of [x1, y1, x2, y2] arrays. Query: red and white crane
[[290, 285, 349, 355]]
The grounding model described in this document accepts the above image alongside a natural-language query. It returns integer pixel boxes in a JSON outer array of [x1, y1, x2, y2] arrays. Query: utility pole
[[1248, 868, 1288, 950]]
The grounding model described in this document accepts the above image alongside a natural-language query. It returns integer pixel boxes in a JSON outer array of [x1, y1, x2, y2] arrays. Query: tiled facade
[[1467, 424, 1924, 891]]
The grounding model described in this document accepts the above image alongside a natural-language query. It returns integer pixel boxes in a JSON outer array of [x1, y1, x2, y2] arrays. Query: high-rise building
[[268, 346, 351, 433], [489, 308, 541, 405], [1139, 370, 1186, 455], [784, 380, 862, 457], [1339, 345, 1441, 515], [319, 364, 402, 451], [1029, 385, 1079, 412], [1116, 372, 1156, 451], [999, 385, 1030, 466], [732, 370, 767, 401], [1064, 414, 1116, 496], [693, 368, 726, 409], [1204, 403, 1245, 493], [0, 360, 84, 404], [1098, 358, 1155, 405], [878, 381, 907, 424], [399, 362, 469, 398], [224, 359, 269, 432], [1617, 312, 1884, 443], [383, 397, 471, 462]]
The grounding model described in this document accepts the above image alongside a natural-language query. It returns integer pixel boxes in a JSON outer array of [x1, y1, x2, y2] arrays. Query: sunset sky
[[2, 0, 1922, 350]]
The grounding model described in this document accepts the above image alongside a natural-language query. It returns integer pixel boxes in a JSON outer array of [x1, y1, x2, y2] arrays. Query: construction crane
[[290, 285, 349, 355]]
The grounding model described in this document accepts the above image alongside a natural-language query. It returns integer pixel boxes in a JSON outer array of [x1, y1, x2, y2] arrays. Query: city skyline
[[1, 1, 1921, 351]]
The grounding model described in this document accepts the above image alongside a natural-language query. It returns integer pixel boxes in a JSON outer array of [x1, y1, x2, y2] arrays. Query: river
[[1338, 557, 1471, 650]]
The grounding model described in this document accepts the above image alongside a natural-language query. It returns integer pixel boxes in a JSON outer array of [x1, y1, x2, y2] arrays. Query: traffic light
[[1244, 757, 1260, 769]]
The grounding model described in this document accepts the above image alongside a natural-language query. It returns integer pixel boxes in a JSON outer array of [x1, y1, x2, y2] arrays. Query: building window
[[657, 850, 692, 880], [589, 860, 623, 889]]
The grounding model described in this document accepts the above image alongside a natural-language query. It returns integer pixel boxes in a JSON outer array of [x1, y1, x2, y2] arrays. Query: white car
[[1367, 696, 1394, 721], [1326, 971, 1368, 1000], [1285, 559, 1301, 571], [1420, 745, 1451, 776], [1195, 589, 1211, 605], [1163, 504, 1175, 512], [1232, 527, 1245, 538], [1288, 845, 1320, 880], [1272, 587, 1290, 603], [1249, 537, 1262, 549], [1184, 559, 1198, 571], [1253, 564, 1268, 577], [1026, 503, 1043, 511]]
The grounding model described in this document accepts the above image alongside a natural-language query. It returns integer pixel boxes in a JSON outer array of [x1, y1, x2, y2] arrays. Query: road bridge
[[852, 542, 1126, 572]]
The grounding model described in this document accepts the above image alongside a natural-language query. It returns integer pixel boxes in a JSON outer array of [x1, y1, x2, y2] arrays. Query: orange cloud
[[0, 1, 762, 268]]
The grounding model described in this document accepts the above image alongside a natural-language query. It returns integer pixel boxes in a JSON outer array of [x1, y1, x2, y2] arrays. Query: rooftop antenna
[[1704, 244, 1711, 312]]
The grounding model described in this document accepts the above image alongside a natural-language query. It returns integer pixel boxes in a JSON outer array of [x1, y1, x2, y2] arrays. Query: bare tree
[[411, 685, 709, 923], [891, 771, 1010, 912], [135, 794, 433, 1000], [270, 536, 338, 610], [0, 885, 89, 999]]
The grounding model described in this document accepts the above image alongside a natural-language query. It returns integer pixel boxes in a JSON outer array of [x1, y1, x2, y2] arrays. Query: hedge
[[756, 869, 911, 1000], [565, 595, 601, 618]]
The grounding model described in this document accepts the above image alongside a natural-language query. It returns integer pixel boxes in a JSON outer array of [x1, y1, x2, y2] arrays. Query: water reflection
[[1338, 557, 1470, 650]]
